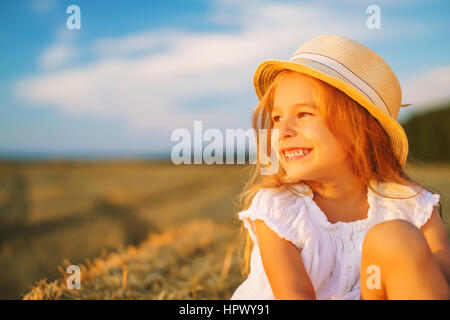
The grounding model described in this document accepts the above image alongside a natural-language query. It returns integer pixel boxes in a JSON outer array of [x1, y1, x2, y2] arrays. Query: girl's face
[[271, 71, 351, 182]]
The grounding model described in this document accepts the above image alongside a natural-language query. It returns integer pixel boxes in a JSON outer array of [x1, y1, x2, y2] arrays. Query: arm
[[254, 219, 316, 300], [421, 207, 450, 285]]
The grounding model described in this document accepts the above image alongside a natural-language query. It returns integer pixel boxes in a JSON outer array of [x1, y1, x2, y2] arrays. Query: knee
[[362, 219, 431, 262]]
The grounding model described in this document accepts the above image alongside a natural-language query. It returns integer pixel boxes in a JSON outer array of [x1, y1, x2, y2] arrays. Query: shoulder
[[373, 181, 440, 229], [246, 185, 310, 215], [249, 186, 290, 207], [238, 185, 311, 249], [374, 181, 440, 208]]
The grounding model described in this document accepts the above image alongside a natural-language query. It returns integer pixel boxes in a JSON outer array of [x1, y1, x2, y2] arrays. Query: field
[[0, 160, 449, 299]]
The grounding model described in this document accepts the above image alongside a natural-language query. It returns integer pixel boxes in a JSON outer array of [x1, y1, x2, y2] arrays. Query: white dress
[[230, 180, 440, 300]]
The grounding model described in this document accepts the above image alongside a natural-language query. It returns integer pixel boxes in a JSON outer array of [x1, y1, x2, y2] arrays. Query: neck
[[308, 174, 370, 224], [307, 174, 367, 204]]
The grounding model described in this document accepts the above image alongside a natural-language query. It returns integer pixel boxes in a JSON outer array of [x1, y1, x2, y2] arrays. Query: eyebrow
[[271, 103, 316, 113]]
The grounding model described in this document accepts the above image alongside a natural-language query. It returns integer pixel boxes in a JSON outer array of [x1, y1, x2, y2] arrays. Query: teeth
[[284, 149, 310, 158]]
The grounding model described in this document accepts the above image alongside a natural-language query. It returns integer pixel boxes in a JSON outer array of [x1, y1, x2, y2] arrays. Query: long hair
[[234, 69, 443, 277]]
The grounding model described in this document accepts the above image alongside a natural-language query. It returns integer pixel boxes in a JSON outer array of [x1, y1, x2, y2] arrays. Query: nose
[[278, 118, 297, 140]]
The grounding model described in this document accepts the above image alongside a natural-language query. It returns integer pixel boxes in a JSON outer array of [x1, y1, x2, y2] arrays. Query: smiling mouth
[[280, 148, 313, 161]]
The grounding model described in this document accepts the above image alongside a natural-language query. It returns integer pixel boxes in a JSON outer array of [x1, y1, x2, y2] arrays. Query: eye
[[298, 112, 311, 118], [272, 115, 281, 122], [272, 112, 312, 123]]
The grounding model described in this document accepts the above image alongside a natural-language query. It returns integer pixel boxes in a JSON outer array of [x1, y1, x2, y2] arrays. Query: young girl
[[230, 35, 450, 300]]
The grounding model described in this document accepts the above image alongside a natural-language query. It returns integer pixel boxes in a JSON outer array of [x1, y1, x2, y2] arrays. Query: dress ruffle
[[373, 181, 440, 229], [291, 180, 379, 233], [238, 186, 309, 249]]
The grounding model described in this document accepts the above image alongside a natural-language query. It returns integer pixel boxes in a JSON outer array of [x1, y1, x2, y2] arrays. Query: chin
[[284, 170, 308, 182]]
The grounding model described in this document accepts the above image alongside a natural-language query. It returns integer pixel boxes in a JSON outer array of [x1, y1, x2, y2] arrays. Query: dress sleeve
[[408, 188, 441, 229], [389, 187, 441, 229], [238, 187, 306, 249]]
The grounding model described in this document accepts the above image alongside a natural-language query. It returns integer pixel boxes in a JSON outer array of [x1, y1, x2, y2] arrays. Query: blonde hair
[[234, 69, 443, 277]]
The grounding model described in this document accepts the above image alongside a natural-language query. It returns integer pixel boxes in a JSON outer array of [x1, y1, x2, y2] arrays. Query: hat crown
[[290, 35, 402, 119]]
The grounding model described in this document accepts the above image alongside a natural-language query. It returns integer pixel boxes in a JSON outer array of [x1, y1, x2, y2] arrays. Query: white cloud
[[15, 0, 435, 136], [92, 29, 173, 57], [39, 44, 78, 69]]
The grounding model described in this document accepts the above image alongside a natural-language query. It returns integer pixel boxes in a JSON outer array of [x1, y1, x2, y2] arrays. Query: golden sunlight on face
[[272, 71, 351, 182]]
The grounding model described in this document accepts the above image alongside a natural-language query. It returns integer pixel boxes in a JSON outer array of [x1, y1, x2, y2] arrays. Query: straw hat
[[253, 35, 410, 167]]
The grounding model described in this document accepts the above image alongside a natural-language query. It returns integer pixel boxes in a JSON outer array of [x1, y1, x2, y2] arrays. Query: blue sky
[[1, 0, 449, 158]]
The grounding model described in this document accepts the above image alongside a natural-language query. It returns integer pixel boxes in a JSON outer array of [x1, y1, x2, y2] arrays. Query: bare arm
[[253, 219, 316, 299], [421, 207, 450, 285]]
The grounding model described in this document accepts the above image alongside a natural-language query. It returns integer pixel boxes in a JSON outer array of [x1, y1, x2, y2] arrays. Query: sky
[[0, 0, 449, 158]]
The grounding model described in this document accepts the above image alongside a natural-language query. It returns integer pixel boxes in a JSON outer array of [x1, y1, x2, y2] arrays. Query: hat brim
[[253, 59, 409, 167]]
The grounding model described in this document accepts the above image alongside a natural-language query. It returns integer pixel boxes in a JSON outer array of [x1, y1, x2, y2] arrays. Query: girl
[[230, 35, 450, 300]]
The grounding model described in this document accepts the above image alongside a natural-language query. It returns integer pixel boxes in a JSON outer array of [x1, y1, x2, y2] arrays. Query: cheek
[[310, 127, 347, 161], [321, 136, 348, 161]]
